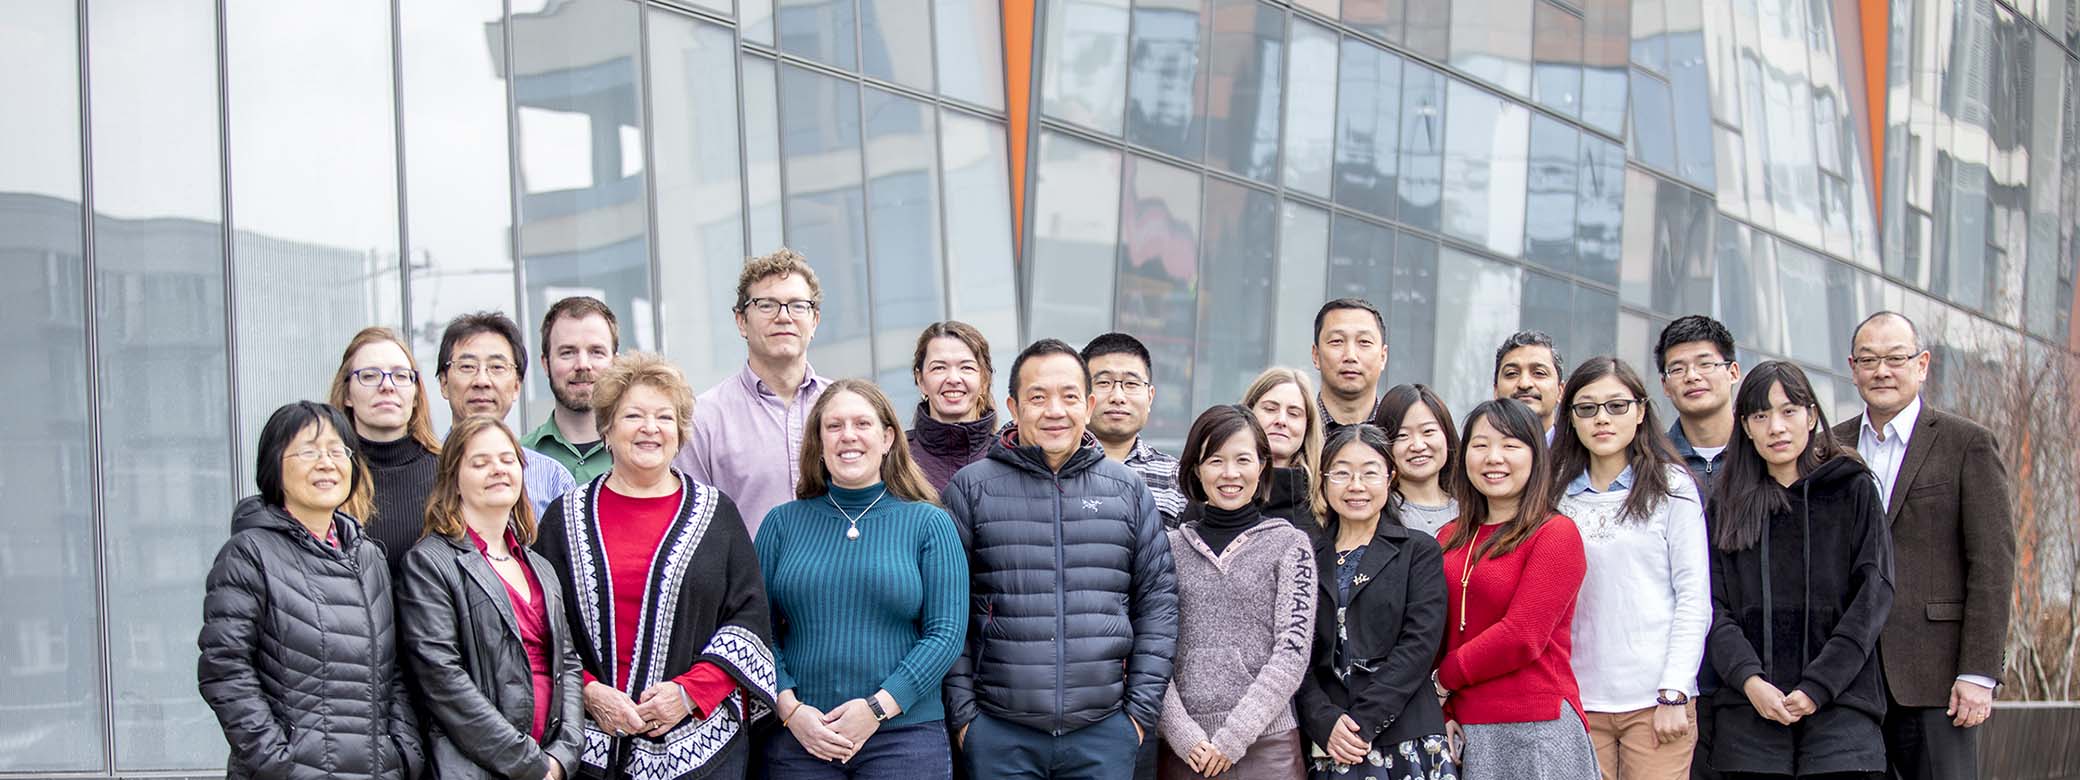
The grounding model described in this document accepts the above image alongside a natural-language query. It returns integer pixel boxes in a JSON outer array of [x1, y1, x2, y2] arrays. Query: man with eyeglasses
[[435, 311, 577, 518], [1834, 311, 2014, 780], [672, 249, 830, 539], [1653, 315, 1742, 495], [1081, 334, 1186, 527]]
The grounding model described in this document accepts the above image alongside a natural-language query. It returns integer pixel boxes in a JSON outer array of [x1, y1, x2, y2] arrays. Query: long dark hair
[[1443, 399, 1559, 560], [1317, 424, 1403, 528], [1708, 361, 1853, 551], [1372, 383, 1458, 500], [1550, 357, 1688, 524]]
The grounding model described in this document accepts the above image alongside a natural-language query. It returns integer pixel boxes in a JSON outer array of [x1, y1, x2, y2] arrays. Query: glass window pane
[[1027, 132, 1123, 346], [1715, 215, 1783, 353], [1335, 39, 1402, 219], [1329, 213, 1394, 304], [1404, 0, 1452, 61], [1390, 232, 1440, 387], [1667, 5, 1716, 189], [2024, 32, 2066, 340], [1576, 133, 1625, 285], [862, 0, 934, 90], [1282, 18, 1339, 196], [1450, 0, 1534, 96], [1521, 272, 1574, 351], [744, 0, 776, 44], [1652, 177, 1715, 314], [229, 0, 402, 447], [1342, 0, 1393, 41], [935, 0, 1006, 109], [864, 88, 945, 415], [777, 0, 858, 71], [0, 1, 103, 771], [1532, 0, 1584, 118], [1632, 0, 1667, 72], [651, 11, 748, 391], [1775, 241, 1831, 365], [940, 111, 1019, 364], [1714, 125, 1748, 220], [1525, 115, 1581, 276], [745, 56, 786, 254], [88, 0, 230, 768], [1628, 68, 1677, 173], [1434, 248, 1522, 414], [1273, 202, 1331, 370], [1441, 80, 1529, 258], [1127, 0, 1207, 160], [1580, 0, 1629, 135], [778, 64, 872, 381], [1397, 62, 1446, 232], [1115, 157, 1201, 442], [1192, 179, 1277, 416], [1043, 0, 1132, 135], [1573, 284, 1619, 358], [1618, 166, 1658, 307], [1204, 0, 1283, 183]]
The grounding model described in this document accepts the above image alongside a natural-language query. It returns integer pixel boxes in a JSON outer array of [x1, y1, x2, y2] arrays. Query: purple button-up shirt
[[673, 362, 830, 539]]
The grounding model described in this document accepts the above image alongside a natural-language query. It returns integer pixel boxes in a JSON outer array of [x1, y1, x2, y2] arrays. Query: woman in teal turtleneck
[[755, 378, 968, 780]]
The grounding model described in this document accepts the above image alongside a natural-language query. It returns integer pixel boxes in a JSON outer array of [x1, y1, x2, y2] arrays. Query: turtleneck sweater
[[361, 434, 438, 578], [1193, 502, 1265, 556], [906, 402, 998, 490]]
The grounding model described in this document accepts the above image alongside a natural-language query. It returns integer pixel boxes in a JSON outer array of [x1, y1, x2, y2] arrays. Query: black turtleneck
[[1194, 501, 1264, 556], [360, 434, 439, 578]]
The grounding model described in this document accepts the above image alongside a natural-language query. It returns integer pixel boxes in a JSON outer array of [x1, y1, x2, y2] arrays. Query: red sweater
[[589, 486, 737, 718], [1438, 514, 1587, 727]]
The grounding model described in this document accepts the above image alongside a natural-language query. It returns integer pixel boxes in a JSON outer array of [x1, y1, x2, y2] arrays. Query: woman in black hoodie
[[1704, 361, 1892, 779]]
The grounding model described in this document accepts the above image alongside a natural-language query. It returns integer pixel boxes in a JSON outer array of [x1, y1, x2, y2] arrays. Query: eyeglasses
[[445, 360, 514, 379], [1849, 352, 1921, 370], [740, 297, 819, 318], [285, 446, 351, 463], [1323, 469, 1390, 486], [1570, 399, 1645, 419], [349, 368, 418, 388], [1092, 378, 1149, 395], [1661, 360, 1731, 379]]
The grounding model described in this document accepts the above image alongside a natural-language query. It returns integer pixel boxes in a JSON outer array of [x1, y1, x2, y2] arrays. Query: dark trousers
[[959, 710, 1141, 780], [1882, 703, 1979, 780], [766, 720, 953, 780], [1690, 705, 1721, 780], [1724, 774, 1882, 780]]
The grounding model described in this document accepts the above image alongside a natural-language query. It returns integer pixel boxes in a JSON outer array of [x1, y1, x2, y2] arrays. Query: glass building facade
[[0, 0, 2072, 775]]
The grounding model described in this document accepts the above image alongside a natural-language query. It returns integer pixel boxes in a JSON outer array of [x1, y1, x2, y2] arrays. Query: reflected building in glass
[[0, 0, 2074, 775]]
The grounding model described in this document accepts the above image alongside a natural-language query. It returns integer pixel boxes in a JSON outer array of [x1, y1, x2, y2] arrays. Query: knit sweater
[[361, 435, 439, 579], [754, 483, 968, 726], [1438, 515, 1588, 727], [1159, 513, 1317, 762]]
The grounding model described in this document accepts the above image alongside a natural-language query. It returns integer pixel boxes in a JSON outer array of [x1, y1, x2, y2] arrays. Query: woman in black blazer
[[399, 415, 584, 780], [1295, 425, 1454, 780]]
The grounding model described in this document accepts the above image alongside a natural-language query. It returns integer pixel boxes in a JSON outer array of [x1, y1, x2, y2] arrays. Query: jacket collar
[[1315, 515, 1409, 601], [989, 423, 1106, 477], [911, 400, 998, 456]]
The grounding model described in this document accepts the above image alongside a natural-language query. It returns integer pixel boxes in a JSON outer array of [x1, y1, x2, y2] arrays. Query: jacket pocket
[[1906, 480, 1952, 499], [1925, 601, 1966, 622]]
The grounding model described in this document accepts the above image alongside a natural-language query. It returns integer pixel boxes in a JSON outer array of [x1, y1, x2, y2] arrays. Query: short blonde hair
[[734, 248, 823, 312], [591, 352, 696, 446]]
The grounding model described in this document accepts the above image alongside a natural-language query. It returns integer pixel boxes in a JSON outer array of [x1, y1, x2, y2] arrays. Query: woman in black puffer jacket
[[198, 401, 424, 780]]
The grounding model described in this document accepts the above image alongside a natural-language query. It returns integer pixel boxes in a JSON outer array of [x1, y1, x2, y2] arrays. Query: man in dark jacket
[[1836, 311, 2015, 780], [942, 338, 1179, 780]]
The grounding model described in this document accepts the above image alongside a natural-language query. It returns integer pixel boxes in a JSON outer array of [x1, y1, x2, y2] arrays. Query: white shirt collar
[[1860, 394, 1923, 445]]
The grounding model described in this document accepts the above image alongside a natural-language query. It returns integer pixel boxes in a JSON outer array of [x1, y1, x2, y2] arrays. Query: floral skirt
[[1308, 734, 1457, 780]]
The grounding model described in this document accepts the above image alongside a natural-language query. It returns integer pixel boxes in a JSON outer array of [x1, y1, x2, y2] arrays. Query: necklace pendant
[[846, 525, 861, 540]]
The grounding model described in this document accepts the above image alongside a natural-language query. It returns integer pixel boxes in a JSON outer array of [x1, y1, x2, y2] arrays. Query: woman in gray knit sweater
[[1159, 406, 1318, 779]]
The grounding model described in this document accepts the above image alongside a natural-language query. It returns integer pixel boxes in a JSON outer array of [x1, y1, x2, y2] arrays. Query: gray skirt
[[1459, 701, 1597, 780]]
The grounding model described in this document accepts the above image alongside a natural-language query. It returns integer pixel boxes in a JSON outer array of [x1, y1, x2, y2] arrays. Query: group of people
[[197, 249, 2015, 780]]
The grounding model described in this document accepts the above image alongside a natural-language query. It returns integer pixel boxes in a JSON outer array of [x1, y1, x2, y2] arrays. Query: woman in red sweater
[[1435, 399, 1595, 779]]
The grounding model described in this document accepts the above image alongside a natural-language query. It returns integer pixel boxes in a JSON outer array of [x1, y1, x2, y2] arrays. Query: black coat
[[940, 427, 1180, 734], [398, 533, 584, 780], [1705, 455, 1894, 775], [1294, 519, 1448, 750], [198, 497, 424, 780]]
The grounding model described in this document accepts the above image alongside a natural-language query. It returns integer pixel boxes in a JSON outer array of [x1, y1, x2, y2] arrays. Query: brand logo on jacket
[[1082, 498, 1102, 513]]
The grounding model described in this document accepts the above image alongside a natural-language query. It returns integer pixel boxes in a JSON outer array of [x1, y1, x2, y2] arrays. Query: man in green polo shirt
[[523, 296, 619, 483]]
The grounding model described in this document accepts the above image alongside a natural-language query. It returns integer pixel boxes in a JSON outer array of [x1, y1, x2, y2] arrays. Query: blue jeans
[[958, 710, 1141, 780], [766, 720, 953, 780]]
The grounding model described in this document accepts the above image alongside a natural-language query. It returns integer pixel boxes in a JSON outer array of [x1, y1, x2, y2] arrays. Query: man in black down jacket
[[942, 339, 1179, 780]]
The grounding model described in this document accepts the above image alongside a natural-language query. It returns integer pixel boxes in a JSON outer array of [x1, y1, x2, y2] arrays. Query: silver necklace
[[827, 489, 888, 540]]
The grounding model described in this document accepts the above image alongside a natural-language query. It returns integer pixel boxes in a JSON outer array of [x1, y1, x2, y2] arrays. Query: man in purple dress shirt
[[672, 249, 831, 539]]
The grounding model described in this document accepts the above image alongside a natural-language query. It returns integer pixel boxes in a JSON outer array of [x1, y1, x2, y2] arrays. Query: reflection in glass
[[1524, 116, 1580, 275], [1273, 203, 1331, 370], [1449, 0, 1534, 96], [745, 56, 786, 254], [1579, 0, 1629, 136], [864, 88, 945, 415], [1390, 233, 1439, 386], [1441, 81, 1529, 258], [1341, 0, 1393, 41], [744, 0, 776, 44], [1404, 0, 1452, 62], [2023, 34, 2067, 340], [1434, 248, 1522, 414], [1204, 0, 1283, 183], [1028, 132, 1123, 346], [1335, 39, 1402, 219], [940, 110, 1020, 368], [1282, 18, 1340, 197], [862, 0, 934, 91], [1774, 242, 1829, 365], [1127, 0, 1206, 160], [1651, 177, 1715, 315], [0, 1, 103, 771], [1715, 215, 1783, 353], [1329, 213, 1394, 304], [1575, 134, 1624, 286], [1666, 9, 1716, 189], [936, 0, 1006, 109], [652, 12, 748, 391], [1193, 179, 1277, 419], [1115, 157, 1201, 442], [778, 64, 871, 381], [1628, 68, 1677, 173], [1521, 272, 1574, 352], [1631, 0, 1667, 72], [777, 0, 858, 71], [1573, 284, 1618, 357], [1532, 1, 1584, 118], [1043, 0, 1132, 135], [1397, 62, 1445, 232], [89, 0, 232, 769]]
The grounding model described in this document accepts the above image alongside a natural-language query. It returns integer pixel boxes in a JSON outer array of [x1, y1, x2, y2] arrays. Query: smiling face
[[1389, 400, 1449, 485], [1570, 375, 1642, 460], [1495, 345, 1562, 425], [1659, 340, 1739, 419], [440, 331, 522, 420], [457, 426, 523, 516], [1848, 315, 1930, 418], [343, 340, 416, 441], [1194, 429, 1264, 511], [818, 390, 895, 489], [915, 336, 986, 422], [735, 273, 821, 364], [1250, 382, 1310, 467], [1312, 309, 1387, 399], [1463, 415, 1533, 502], [1008, 353, 1091, 469], [1323, 440, 1392, 524], [1086, 352, 1154, 444], [280, 421, 354, 518], [1743, 381, 1814, 472], [605, 383, 682, 476], [545, 313, 615, 414]]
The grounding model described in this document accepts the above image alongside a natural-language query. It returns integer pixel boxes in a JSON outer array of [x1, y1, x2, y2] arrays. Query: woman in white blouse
[[1549, 356, 1711, 780]]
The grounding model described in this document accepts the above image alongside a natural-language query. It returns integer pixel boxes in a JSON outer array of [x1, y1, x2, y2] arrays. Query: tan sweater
[[1158, 515, 1318, 762]]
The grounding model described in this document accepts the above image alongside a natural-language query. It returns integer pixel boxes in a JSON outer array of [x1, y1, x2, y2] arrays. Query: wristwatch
[[867, 697, 892, 721], [1656, 689, 1690, 706]]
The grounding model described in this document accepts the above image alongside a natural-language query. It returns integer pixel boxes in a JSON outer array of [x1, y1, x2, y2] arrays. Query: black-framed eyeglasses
[[1091, 378, 1149, 395], [740, 297, 818, 317], [1570, 399, 1645, 419], [1660, 360, 1731, 379], [350, 368, 419, 388], [1849, 352, 1922, 370]]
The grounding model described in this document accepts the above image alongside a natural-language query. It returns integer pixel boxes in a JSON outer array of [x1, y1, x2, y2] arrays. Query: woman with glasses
[[329, 326, 443, 576], [1373, 385, 1460, 537], [199, 401, 424, 779], [1704, 361, 1891, 779], [1296, 424, 1453, 780], [1549, 357, 1710, 780], [906, 322, 997, 491], [1159, 404, 1316, 779]]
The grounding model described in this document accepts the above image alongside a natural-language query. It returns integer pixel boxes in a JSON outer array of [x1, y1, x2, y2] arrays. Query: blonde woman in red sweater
[[1434, 399, 1594, 779]]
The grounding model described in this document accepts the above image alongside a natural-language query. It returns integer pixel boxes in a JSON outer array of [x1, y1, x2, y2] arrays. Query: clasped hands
[[1741, 675, 1817, 725], [583, 680, 695, 739], [785, 691, 900, 763]]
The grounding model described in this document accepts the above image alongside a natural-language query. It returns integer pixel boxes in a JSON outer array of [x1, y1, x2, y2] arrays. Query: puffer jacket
[[941, 426, 1179, 735], [198, 496, 424, 780]]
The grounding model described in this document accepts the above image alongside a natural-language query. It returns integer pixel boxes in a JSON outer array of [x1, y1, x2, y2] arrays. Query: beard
[[552, 372, 595, 412]]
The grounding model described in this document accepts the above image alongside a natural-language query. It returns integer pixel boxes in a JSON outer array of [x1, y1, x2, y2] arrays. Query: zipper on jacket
[[1052, 472, 1068, 736], [1760, 517, 1774, 683]]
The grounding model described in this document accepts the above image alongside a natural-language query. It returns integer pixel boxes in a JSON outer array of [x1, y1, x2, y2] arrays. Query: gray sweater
[[1159, 514, 1318, 762]]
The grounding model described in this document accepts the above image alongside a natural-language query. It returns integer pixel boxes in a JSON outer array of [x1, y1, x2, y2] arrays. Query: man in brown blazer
[[1836, 311, 2015, 780]]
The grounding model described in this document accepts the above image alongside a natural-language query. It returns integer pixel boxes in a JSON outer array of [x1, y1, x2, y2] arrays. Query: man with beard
[[523, 296, 620, 483], [1492, 330, 1565, 442]]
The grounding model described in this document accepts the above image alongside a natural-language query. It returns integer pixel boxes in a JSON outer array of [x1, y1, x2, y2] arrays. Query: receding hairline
[[1850, 310, 1920, 350], [1012, 351, 1088, 393]]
